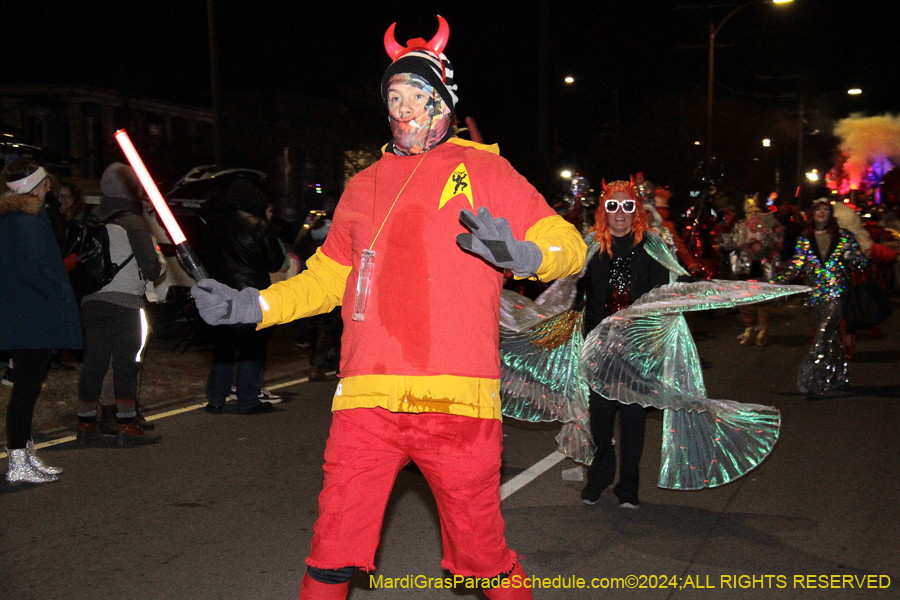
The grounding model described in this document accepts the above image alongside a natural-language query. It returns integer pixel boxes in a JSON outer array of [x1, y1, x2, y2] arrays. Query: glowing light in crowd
[[114, 130, 186, 245]]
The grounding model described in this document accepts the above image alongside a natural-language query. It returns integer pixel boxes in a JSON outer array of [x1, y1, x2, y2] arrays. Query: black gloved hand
[[456, 207, 543, 277], [191, 279, 262, 325]]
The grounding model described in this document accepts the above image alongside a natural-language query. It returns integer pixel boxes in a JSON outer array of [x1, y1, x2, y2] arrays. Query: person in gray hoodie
[[75, 163, 161, 445]]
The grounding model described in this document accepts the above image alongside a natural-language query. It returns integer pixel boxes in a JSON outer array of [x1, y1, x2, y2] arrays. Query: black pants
[[585, 391, 648, 502], [5, 349, 52, 449], [78, 301, 146, 418], [206, 323, 272, 409]]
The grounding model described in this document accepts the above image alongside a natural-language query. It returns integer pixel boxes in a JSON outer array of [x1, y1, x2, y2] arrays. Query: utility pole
[[207, 0, 223, 166], [796, 102, 805, 190], [537, 0, 551, 177]]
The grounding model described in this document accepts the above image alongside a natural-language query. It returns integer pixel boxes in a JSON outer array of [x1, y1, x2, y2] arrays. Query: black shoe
[[618, 497, 640, 509], [238, 402, 273, 415], [580, 486, 601, 506], [49, 360, 74, 371], [204, 403, 224, 414]]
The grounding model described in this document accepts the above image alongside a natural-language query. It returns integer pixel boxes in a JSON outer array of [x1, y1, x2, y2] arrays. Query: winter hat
[[381, 16, 458, 114], [100, 162, 141, 201], [224, 178, 269, 219]]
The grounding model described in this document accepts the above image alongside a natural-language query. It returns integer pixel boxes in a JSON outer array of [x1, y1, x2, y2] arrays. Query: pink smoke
[[834, 114, 900, 190]]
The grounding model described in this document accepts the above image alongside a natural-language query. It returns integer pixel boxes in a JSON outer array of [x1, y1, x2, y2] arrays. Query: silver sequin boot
[[6, 448, 59, 484], [26, 440, 63, 475]]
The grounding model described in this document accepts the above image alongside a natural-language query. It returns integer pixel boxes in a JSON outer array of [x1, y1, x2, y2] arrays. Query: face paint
[[387, 74, 451, 155]]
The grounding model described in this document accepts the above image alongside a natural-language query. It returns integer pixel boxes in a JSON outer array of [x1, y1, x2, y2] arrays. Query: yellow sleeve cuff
[[523, 215, 587, 281], [258, 248, 350, 328]]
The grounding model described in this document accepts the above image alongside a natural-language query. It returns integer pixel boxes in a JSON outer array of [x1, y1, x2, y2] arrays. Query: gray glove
[[456, 207, 543, 277], [191, 279, 262, 325]]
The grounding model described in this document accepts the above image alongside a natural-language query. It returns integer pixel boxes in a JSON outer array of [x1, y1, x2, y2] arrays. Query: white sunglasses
[[604, 199, 637, 213]]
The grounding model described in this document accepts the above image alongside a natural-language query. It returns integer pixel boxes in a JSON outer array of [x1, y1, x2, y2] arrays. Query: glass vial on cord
[[352, 249, 376, 322]]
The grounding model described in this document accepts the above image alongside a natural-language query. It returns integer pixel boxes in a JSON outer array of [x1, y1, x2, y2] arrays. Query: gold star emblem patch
[[439, 163, 473, 209]]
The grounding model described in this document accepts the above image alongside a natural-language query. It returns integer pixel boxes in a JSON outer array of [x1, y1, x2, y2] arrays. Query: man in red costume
[[192, 16, 586, 600]]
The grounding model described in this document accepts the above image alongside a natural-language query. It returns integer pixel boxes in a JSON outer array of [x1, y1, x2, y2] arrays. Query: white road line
[[500, 451, 566, 501], [267, 377, 311, 391], [144, 403, 205, 421]]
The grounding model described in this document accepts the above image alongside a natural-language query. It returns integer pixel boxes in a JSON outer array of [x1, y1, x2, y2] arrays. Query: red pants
[[306, 407, 517, 577]]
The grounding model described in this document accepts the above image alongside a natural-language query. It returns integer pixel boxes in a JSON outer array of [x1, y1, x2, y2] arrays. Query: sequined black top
[[605, 245, 634, 315], [576, 233, 671, 336]]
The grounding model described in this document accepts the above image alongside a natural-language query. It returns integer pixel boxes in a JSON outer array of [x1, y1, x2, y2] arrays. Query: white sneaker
[[229, 386, 282, 404], [257, 388, 282, 404], [1, 366, 13, 386]]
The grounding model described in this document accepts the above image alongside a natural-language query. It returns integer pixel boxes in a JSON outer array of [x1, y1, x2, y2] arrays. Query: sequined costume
[[773, 228, 867, 395], [499, 231, 808, 490], [730, 198, 783, 346]]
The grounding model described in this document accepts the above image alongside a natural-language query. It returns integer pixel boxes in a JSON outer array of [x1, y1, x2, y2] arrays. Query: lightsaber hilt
[[176, 243, 209, 282]]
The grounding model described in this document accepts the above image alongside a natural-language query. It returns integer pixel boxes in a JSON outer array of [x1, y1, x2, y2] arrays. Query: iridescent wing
[[581, 279, 806, 489]]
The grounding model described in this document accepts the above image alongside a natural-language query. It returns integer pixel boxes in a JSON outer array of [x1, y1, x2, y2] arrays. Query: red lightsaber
[[114, 129, 208, 281]]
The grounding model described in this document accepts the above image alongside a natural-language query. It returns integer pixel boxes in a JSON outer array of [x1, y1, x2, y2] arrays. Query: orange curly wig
[[590, 177, 651, 257]]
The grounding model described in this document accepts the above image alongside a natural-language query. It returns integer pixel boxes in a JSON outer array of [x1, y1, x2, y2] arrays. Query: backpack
[[62, 212, 135, 299]]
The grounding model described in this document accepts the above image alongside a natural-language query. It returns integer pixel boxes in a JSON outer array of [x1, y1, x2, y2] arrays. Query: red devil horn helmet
[[384, 15, 450, 62]]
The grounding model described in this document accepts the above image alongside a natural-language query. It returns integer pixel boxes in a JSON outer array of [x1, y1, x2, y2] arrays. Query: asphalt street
[[1, 301, 898, 600]]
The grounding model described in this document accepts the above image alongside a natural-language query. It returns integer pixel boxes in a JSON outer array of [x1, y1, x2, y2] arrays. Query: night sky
[[6, 1, 899, 189]]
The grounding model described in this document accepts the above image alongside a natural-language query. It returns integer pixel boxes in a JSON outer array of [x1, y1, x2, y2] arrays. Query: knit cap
[[100, 162, 141, 201], [382, 33, 458, 114]]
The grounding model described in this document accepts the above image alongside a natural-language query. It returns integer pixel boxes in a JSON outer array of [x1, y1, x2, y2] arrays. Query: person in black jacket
[[576, 179, 670, 509], [200, 179, 287, 414], [1, 161, 82, 483]]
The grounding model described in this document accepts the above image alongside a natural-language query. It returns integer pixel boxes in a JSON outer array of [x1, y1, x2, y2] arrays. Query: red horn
[[384, 22, 404, 60], [629, 175, 636, 187], [601, 179, 608, 192], [428, 15, 450, 54]]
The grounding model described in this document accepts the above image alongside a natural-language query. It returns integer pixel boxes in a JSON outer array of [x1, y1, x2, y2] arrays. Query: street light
[[706, 0, 793, 159]]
